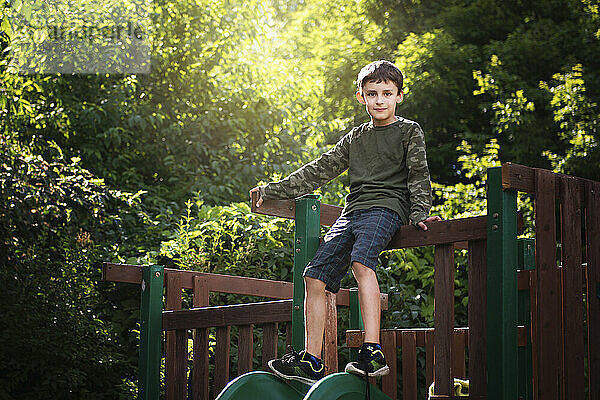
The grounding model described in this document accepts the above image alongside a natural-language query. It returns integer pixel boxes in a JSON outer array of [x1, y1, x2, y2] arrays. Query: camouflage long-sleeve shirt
[[259, 117, 432, 225]]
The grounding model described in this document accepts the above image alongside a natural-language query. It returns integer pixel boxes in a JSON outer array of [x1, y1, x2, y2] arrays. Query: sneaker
[[345, 342, 389, 377], [268, 346, 325, 385]]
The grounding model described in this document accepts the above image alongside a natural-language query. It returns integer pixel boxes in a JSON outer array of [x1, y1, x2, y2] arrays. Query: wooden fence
[[342, 163, 599, 400], [103, 262, 388, 399], [501, 163, 599, 400], [102, 163, 599, 400]]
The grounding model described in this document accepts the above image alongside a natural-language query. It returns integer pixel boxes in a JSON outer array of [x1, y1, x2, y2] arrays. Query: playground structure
[[102, 163, 600, 399]]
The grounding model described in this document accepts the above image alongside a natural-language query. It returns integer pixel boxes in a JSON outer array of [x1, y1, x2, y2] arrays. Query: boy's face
[[356, 80, 403, 126]]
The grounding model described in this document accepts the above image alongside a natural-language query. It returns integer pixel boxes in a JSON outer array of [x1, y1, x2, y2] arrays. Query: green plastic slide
[[304, 373, 390, 400], [215, 371, 391, 400], [215, 371, 310, 400]]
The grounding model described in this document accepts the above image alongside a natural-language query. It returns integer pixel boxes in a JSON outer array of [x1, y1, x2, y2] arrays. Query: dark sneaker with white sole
[[345, 342, 390, 377], [268, 346, 325, 385]]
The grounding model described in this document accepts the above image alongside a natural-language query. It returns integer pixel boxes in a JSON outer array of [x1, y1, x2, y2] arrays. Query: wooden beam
[[501, 162, 536, 192], [163, 300, 293, 331], [103, 262, 142, 284], [387, 216, 487, 249], [501, 162, 597, 194], [250, 191, 295, 219], [103, 263, 293, 297], [103, 263, 386, 308], [346, 326, 527, 348], [250, 191, 343, 226]]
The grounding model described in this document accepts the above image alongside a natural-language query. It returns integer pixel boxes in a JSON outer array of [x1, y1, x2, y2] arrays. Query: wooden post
[[468, 239, 487, 398], [165, 272, 187, 400], [534, 170, 560, 400], [381, 330, 398, 399], [192, 275, 209, 400], [261, 323, 279, 369], [559, 177, 584, 400], [214, 326, 231, 393], [401, 331, 416, 400], [486, 166, 518, 400], [585, 180, 600, 399], [425, 330, 434, 389], [433, 243, 454, 396], [323, 291, 338, 374], [238, 324, 254, 375]]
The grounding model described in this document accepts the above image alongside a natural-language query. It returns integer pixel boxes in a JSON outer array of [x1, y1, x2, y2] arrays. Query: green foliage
[[433, 140, 500, 220], [363, 0, 600, 182], [0, 137, 150, 399], [395, 29, 482, 182], [540, 64, 599, 177], [159, 200, 294, 282]]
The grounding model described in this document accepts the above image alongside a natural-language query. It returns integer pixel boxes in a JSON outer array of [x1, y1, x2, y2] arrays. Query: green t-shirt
[[259, 117, 432, 225]]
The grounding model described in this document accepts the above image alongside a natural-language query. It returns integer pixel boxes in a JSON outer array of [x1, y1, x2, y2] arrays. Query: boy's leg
[[344, 208, 402, 377], [266, 277, 328, 385], [344, 261, 389, 377], [351, 262, 381, 344], [304, 276, 327, 357], [267, 215, 353, 384]]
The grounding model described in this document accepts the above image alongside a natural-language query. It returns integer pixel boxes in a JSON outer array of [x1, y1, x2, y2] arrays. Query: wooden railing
[[336, 218, 494, 400], [347, 327, 530, 400], [249, 191, 498, 399], [103, 163, 599, 400], [501, 163, 599, 400], [342, 163, 599, 400], [103, 263, 387, 399]]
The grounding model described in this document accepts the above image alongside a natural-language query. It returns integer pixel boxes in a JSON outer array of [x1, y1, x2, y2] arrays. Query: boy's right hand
[[249, 187, 263, 208]]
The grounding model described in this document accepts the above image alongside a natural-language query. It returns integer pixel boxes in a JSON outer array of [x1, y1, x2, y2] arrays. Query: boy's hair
[[357, 60, 404, 94]]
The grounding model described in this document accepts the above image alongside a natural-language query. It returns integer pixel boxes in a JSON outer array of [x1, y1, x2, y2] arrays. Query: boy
[[249, 60, 440, 384]]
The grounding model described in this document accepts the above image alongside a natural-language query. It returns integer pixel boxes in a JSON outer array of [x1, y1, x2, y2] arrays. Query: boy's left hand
[[249, 187, 263, 208], [417, 216, 442, 231]]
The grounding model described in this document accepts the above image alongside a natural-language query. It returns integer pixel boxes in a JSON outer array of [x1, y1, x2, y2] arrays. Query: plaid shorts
[[303, 207, 402, 293]]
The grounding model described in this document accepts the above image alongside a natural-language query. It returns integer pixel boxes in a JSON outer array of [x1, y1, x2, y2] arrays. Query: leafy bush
[[0, 138, 151, 399], [159, 200, 294, 282]]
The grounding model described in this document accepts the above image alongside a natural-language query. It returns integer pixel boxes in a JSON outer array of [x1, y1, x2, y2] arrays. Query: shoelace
[[281, 345, 300, 364]]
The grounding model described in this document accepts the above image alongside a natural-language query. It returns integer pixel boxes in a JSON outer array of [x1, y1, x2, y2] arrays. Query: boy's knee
[[351, 262, 376, 281], [304, 276, 326, 292]]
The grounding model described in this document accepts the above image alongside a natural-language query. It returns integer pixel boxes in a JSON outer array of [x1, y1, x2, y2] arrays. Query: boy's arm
[[406, 123, 433, 226], [258, 132, 351, 200]]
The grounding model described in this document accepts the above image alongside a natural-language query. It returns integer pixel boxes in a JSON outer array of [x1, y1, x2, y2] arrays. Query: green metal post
[[348, 288, 364, 360], [517, 238, 534, 400], [292, 195, 321, 351], [139, 265, 164, 400], [486, 167, 518, 400]]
